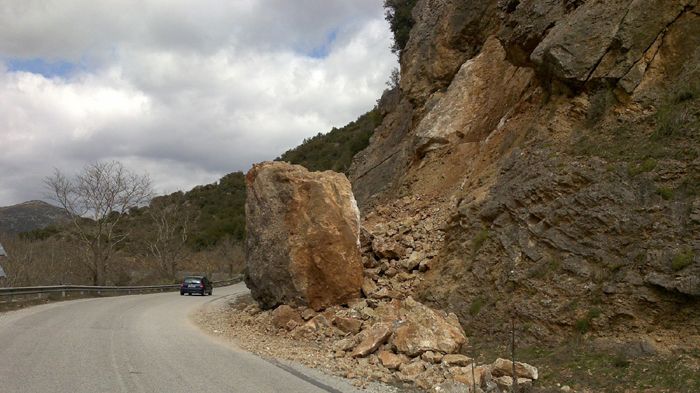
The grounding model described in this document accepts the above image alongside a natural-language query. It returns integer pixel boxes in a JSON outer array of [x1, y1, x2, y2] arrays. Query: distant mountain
[[0, 200, 70, 234]]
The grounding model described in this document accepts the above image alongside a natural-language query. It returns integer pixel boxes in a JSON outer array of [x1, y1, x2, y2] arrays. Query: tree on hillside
[[145, 193, 196, 281], [45, 161, 153, 285]]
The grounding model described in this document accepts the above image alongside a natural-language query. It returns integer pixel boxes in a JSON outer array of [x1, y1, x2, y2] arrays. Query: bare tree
[[45, 161, 153, 285], [145, 194, 195, 281], [1, 234, 90, 286]]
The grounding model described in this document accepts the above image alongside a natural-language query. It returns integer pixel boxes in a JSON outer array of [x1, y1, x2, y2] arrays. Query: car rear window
[[184, 278, 202, 283]]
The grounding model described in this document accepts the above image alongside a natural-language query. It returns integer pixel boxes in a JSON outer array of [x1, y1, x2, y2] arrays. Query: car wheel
[[180, 292, 184, 296]]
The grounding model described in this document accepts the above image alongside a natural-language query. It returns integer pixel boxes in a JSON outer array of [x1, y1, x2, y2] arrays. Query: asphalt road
[[0, 283, 361, 393]]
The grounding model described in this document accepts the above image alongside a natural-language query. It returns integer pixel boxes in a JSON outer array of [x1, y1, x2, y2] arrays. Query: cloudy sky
[[0, 0, 396, 206]]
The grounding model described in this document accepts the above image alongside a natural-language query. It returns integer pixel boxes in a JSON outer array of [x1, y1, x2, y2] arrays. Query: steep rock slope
[[349, 0, 700, 347]]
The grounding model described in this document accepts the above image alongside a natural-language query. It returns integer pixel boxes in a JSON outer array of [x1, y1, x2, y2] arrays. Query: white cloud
[[0, 1, 396, 205]]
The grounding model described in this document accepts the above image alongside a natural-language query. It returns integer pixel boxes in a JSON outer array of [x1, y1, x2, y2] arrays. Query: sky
[[0, 0, 397, 206]]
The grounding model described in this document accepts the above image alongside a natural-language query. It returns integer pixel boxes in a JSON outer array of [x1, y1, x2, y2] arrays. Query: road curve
[[0, 283, 360, 393]]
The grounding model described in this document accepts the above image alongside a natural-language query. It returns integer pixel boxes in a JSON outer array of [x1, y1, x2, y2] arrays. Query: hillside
[[0, 200, 69, 234], [343, 0, 700, 391], [276, 107, 382, 174]]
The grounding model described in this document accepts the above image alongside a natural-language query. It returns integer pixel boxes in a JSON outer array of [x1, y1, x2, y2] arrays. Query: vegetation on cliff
[[383, 0, 418, 55], [276, 108, 381, 174]]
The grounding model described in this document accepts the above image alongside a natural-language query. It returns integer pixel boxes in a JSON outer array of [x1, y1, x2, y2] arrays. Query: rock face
[[349, 0, 700, 347], [399, 0, 501, 105], [245, 161, 363, 310], [500, 0, 692, 88], [413, 37, 534, 156]]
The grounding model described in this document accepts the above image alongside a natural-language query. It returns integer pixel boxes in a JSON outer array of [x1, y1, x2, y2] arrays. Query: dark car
[[180, 276, 213, 296]]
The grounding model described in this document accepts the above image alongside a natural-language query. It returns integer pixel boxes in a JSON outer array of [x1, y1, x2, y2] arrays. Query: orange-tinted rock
[[333, 316, 363, 334], [491, 358, 538, 380], [377, 350, 409, 370], [271, 305, 302, 330], [245, 161, 363, 311], [390, 297, 466, 356], [350, 323, 392, 358], [442, 354, 472, 367]]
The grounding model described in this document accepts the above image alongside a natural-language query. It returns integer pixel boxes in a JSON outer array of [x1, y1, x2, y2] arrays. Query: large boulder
[[245, 161, 363, 310]]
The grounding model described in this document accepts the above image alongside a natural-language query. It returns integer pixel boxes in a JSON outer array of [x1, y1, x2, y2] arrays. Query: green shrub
[[384, 0, 418, 55], [471, 229, 489, 255], [587, 307, 602, 320], [469, 297, 486, 316], [653, 82, 699, 139], [277, 108, 380, 174], [628, 158, 657, 176], [612, 353, 631, 368], [575, 318, 591, 334], [656, 186, 674, 200], [671, 249, 694, 271]]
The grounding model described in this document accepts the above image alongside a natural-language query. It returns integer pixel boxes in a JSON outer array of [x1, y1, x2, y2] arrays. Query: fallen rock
[[433, 381, 473, 393], [285, 320, 299, 331], [305, 314, 331, 332], [418, 259, 431, 272], [415, 366, 447, 390], [398, 360, 427, 382], [374, 299, 402, 323], [372, 237, 406, 260], [333, 338, 356, 352], [442, 354, 472, 367], [371, 287, 393, 300], [401, 251, 424, 271], [491, 358, 538, 380], [333, 316, 363, 334], [351, 323, 392, 358], [245, 161, 363, 311], [421, 351, 443, 364], [348, 299, 368, 311], [361, 277, 379, 298], [390, 297, 467, 356], [494, 375, 533, 391], [377, 350, 408, 370], [451, 364, 490, 388], [300, 308, 316, 321], [271, 305, 302, 330]]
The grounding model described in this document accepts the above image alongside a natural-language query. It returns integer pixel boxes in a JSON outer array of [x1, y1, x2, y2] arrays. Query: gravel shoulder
[[192, 286, 410, 393]]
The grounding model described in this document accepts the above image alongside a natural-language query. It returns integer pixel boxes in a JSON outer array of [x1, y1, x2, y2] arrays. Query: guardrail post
[[62, 290, 66, 298]]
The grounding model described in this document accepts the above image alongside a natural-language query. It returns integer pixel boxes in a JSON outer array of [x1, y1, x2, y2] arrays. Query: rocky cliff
[[350, 0, 699, 350]]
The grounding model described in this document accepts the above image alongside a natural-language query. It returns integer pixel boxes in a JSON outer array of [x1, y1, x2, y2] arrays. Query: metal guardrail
[[0, 276, 243, 305]]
